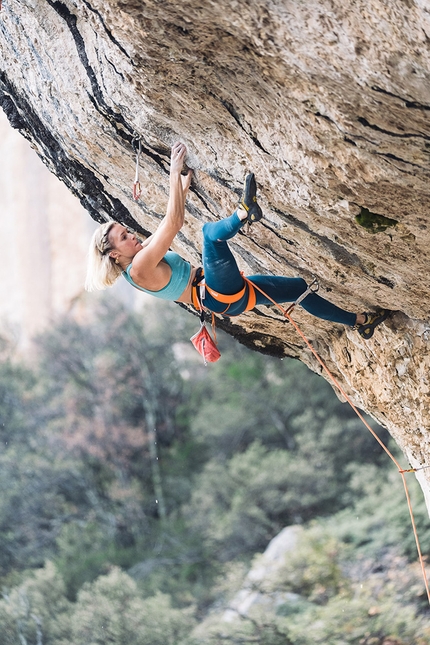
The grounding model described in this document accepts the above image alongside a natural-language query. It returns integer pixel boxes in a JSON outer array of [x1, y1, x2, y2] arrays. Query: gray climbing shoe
[[240, 173, 263, 224], [357, 310, 390, 339]]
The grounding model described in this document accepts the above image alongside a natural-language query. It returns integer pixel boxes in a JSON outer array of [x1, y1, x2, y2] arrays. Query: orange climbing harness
[[192, 270, 319, 317], [240, 276, 430, 605], [191, 268, 256, 314]]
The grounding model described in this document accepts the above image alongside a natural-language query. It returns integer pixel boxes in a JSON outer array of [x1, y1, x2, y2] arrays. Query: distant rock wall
[[1, 1, 430, 509], [0, 110, 93, 347], [193, 525, 302, 638]]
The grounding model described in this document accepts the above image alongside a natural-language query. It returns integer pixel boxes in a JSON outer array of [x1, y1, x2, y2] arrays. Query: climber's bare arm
[[130, 142, 192, 284]]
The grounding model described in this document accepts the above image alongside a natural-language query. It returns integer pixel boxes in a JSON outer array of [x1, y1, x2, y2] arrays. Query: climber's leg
[[248, 275, 357, 326], [200, 168, 264, 297], [202, 210, 245, 245], [201, 212, 246, 312]]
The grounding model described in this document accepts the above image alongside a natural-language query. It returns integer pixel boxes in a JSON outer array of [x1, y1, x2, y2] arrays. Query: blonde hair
[[85, 221, 124, 291]]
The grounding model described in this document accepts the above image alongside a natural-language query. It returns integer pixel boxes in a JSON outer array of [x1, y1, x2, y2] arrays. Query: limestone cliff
[[1, 2, 429, 506]]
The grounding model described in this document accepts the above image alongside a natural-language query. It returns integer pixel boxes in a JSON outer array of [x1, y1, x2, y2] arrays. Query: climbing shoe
[[240, 173, 263, 224], [357, 309, 390, 339]]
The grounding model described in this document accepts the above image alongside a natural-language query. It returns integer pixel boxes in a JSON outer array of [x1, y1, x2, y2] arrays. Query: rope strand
[[245, 277, 430, 604]]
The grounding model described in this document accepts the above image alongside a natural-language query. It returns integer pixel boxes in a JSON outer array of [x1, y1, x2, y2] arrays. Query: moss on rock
[[355, 208, 398, 234]]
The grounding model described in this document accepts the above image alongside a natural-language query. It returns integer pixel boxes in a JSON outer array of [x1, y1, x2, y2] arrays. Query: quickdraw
[[285, 276, 319, 314], [132, 134, 142, 201]]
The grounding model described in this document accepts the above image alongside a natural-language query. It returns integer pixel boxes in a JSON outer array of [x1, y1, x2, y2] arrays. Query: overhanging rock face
[[1, 2, 430, 505]]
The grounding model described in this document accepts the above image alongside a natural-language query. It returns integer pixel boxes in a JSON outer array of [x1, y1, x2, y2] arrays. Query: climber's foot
[[356, 309, 390, 339], [240, 173, 263, 224]]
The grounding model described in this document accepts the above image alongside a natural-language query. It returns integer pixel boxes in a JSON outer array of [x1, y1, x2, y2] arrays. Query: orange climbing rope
[[245, 277, 430, 605]]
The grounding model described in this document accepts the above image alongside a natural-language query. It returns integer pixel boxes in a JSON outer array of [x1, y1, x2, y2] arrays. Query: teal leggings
[[201, 212, 357, 326]]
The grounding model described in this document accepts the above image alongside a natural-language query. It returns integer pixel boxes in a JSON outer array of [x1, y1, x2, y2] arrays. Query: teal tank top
[[122, 251, 191, 301]]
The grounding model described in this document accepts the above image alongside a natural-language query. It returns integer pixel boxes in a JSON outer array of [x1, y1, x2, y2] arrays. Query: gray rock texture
[[1, 2, 429, 503], [221, 526, 302, 623]]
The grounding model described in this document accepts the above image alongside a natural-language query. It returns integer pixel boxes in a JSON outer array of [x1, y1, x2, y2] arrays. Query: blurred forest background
[[0, 113, 430, 645], [0, 301, 430, 644]]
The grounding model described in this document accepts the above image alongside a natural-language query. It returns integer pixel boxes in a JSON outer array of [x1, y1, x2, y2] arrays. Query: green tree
[[0, 295, 420, 638], [0, 358, 36, 447], [0, 562, 72, 645], [71, 567, 195, 645]]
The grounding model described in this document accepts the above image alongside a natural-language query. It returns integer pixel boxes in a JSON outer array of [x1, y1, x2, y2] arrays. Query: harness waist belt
[[191, 268, 256, 314]]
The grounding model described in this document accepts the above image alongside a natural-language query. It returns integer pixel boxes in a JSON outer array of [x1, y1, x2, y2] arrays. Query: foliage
[[0, 298, 428, 643], [195, 518, 430, 645], [186, 442, 293, 559], [271, 525, 347, 602], [329, 464, 430, 561], [0, 448, 93, 576], [0, 357, 37, 446], [0, 562, 72, 645], [0, 563, 195, 645], [54, 519, 141, 600], [71, 567, 195, 645]]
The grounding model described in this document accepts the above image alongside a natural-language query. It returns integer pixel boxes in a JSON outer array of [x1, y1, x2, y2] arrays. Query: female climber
[[85, 142, 388, 339]]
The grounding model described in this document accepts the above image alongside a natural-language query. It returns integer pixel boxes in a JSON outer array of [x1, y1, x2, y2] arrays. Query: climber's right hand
[[170, 141, 187, 174]]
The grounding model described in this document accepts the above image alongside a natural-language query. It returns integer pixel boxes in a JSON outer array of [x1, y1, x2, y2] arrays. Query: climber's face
[[108, 224, 143, 262]]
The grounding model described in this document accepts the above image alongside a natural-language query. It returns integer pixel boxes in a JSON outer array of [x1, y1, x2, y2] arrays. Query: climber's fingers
[[171, 141, 187, 169]]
